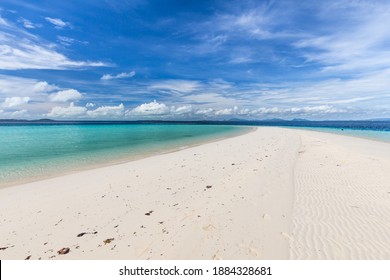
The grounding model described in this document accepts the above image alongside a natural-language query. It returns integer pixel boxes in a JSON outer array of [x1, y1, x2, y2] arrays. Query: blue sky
[[0, 0, 390, 120]]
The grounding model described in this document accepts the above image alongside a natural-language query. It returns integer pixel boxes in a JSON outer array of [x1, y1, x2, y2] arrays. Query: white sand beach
[[1, 127, 390, 260]]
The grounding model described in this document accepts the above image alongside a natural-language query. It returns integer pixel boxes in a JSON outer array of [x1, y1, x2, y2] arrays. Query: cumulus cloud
[[45, 17, 69, 29], [101, 71, 136, 80], [87, 104, 124, 117], [49, 89, 83, 102], [46, 103, 126, 119], [86, 102, 95, 107], [0, 76, 60, 116], [47, 102, 87, 118], [33, 81, 58, 93], [0, 76, 75, 117], [128, 100, 170, 116], [2, 96, 30, 108], [127, 102, 193, 117]]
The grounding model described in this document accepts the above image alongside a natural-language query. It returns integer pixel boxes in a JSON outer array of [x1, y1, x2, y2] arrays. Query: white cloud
[[0, 17, 108, 70], [289, 105, 345, 114], [0, 43, 107, 70], [18, 18, 39, 29], [86, 102, 95, 107], [214, 106, 241, 116], [197, 3, 299, 50], [33, 81, 58, 93], [87, 104, 124, 117], [0, 15, 10, 27], [50, 89, 82, 102], [0, 75, 58, 98], [46, 103, 125, 119], [251, 107, 280, 114], [171, 105, 192, 115], [57, 36, 87, 46], [209, 79, 234, 90], [2, 96, 30, 108], [10, 109, 29, 118], [182, 92, 241, 107], [229, 10, 273, 39], [294, 1, 390, 74], [128, 100, 170, 115], [251, 105, 345, 116], [229, 55, 253, 64], [260, 69, 390, 109], [195, 108, 214, 115], [149, 80, 201, 93], [101, 71, 136, 80], [47, 102, 87, 118], [0, 16, 9, 27], [45, 17, 69, 29], [215, 108, 234, 115], [57, 36, 75, 46], [237, 108, 250, 115]]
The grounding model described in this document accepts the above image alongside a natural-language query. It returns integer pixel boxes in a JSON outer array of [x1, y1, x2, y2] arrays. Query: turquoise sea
[[289, 126, 390, 143], [1, 121, 389, 186], [0, 124, 248, 186]]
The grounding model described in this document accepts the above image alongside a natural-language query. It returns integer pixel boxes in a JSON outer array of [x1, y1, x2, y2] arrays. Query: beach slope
[[1, 127, 390, 260]]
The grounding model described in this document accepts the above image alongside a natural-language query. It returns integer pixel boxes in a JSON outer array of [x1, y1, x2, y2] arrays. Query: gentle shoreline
[[0, 126, 253, 189], [1, 127, 390, 259]]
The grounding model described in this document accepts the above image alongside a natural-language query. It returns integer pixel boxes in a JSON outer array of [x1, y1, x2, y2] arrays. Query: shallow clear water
[[287, 126, 390, 143], [0, 124, 248, 185], [1, 121, 388, 186]]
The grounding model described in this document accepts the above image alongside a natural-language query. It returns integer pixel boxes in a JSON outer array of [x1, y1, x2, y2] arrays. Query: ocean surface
[[0, 124, 248, 186], [229, 119, 390, 143], [288, 126, 390, 143], [274, 121, 390, 143], [0, 121, 389, 186]]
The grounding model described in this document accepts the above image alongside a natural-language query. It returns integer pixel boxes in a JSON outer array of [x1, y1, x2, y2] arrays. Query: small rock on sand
[[57, 248, 70, 255]]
